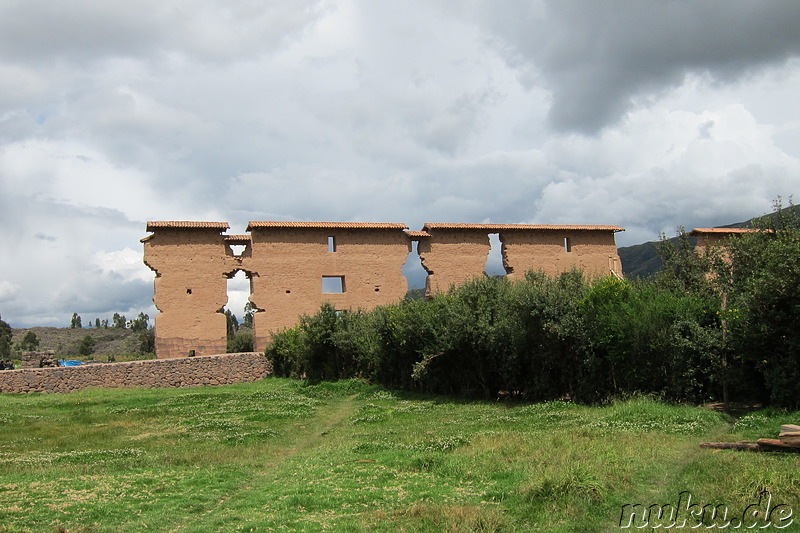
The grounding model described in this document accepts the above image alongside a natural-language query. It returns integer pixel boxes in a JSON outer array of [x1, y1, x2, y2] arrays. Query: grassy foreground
[[0, 379, 797, 532]]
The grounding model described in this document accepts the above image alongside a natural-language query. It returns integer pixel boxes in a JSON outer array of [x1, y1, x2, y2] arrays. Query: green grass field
[[0, 378, 797, 532]]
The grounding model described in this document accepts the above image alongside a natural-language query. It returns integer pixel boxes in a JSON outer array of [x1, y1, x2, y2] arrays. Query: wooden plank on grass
[[757, 438, 800, 451], [700, 442, 759, 451]]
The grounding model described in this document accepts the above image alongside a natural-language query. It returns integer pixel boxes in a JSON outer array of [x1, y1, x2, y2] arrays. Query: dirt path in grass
[[621, 418, 735, 515], [168, 393, 361, 532]]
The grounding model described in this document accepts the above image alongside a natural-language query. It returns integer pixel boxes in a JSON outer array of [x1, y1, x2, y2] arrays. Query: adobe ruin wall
[[143, 221, 625, 358]]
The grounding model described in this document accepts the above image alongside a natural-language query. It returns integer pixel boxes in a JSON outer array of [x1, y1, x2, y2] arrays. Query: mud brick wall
[[0, 352, 271, 394], [500, 228, 622, 280], [142, 221, 625, 359], [245, 223, 411, 352]]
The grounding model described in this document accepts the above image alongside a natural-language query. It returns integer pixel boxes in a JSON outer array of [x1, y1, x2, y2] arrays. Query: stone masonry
[[0, 352, 270, 394], [143, 221, 625, 358]]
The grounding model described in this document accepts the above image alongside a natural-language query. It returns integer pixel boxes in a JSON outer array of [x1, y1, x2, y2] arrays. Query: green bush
[[227, 329, 254, 353], [581, 279, 721, 403]]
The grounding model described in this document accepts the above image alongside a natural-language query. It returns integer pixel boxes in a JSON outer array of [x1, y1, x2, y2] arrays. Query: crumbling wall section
[[142, 222, 238, 359], [417, 226, 491, 294]]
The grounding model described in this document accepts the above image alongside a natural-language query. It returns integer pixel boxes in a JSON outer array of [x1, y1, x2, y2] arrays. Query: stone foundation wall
[[0, 352, 270, 394]]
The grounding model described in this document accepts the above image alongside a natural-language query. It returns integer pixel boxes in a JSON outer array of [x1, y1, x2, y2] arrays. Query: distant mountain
[[618, 240, 667, 279], [618, 204, 799, 279]]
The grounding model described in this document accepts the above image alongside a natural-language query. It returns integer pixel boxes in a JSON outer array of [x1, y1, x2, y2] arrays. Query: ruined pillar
[[243, 222, 410, 351], [142, 221, 239, 358], [418, 224, 493, 295]]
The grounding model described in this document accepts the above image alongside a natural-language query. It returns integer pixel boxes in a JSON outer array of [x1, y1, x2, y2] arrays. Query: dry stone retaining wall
[[0, 352, 270, 394]]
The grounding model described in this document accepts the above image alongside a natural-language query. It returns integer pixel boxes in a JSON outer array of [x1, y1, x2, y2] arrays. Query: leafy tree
[[101, 319, 109, 329], [719, 199, 800, 408], [95, 318, 101, 329], [70, 313, 82, 328], [112, 313, 126, 329], [78, 335, 96, 356], [20, 331, 40, 351], [130, 312, 150, 332], [0, 314, 11, 359]]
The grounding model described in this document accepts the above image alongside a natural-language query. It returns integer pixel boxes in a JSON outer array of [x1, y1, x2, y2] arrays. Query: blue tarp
[[58, 360, 84, 367]]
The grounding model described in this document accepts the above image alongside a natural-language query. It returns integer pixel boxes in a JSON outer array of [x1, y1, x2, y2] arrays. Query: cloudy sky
[[2, 0, 800, 327]]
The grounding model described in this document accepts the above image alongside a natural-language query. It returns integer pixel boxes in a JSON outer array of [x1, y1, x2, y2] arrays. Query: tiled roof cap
[[422, 223, 624, 232], [689, 228, 767, 235], [247, 221, 408, 231], [224, 235, 252, 244], [405, 231, 431, 238], [146, 221, 230, 231]]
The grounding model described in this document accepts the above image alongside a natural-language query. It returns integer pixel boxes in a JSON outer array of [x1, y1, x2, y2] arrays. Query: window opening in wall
[[224, 270, 251, 326], [229, 244, 246, 256], [564, 237, 572, 253], [322, 276, 345, 293], [484, 233, 508, 277], [402, 240, 428, 296], [328, 236, 336, 252], [186, 288, 192, 295]]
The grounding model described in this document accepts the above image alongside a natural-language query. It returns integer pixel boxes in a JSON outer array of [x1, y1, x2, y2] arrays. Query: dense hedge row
[[267, 204, 800, 408], [267, 273, 729, 404]]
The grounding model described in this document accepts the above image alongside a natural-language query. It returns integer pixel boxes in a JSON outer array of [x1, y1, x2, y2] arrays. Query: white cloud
[[0, 281, 19, 304]]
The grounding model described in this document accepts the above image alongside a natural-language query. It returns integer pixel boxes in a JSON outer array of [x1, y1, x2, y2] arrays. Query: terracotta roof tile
[[146, 221, 230, 231], [689, 228, 767, 235], [224, 235, 252, 243], [247, 221, 408, 231], [422, 223, 624, 232], [405, 231, 431, 238]]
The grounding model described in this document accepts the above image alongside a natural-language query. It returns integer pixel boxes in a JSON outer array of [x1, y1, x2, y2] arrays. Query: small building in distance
[[689, 227, 767, 255]]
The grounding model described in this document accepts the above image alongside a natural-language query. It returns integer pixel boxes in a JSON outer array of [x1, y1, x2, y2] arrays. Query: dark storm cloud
[[478, 0, 800, 133]]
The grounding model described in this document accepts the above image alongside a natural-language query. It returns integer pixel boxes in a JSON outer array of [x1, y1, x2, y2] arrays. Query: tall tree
[[130, 312, 150, 332], [243, 302, 256, 329], [70, 313, 82, 328], [225, 309, 239, 339], [112, 313, 126, 329]]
